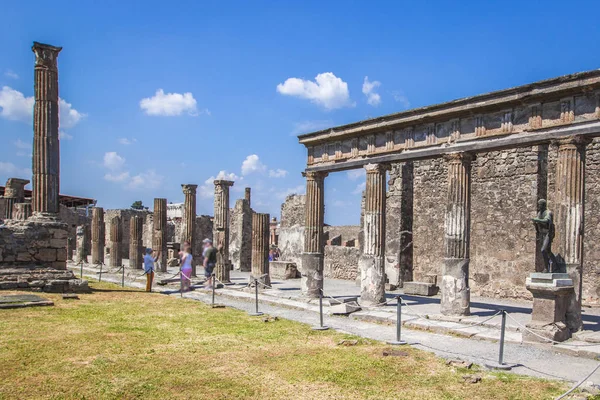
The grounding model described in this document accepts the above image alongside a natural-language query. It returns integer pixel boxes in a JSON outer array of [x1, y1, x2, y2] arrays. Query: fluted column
[[91, 207, 105, 264], [214, 180, 234, 282], [252, 213, 270, 287], [245, 187, 251, 208], [555, 136, 591, 331], [4, 178, 30, 219], [31, 42, 62, 216], [359, 164, 388, 305], [109, 216, 123, 267], [441, 153, 474, 316], [181, 185, 198, 276], [13, 203, 32, 220], [152, 198, 167, 272], [301, 170, 328, 298], [129, 215, 144, 270]]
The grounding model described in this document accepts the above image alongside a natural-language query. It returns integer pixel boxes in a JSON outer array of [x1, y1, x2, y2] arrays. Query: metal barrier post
[[121, 265, 125, 287], [80, 261, 83, 279], [180, 272, 183, 298], [484, 310, 513, 370], [312, 289, 329, 331], [387, 295, 407, 345], [248, 278, 263, 316], [212, 273, 216, 307], [99, 262, 103, 282]]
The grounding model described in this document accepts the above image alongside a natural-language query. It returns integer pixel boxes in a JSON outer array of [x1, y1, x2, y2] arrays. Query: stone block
[[328, 296, 358, 306], [56, 248, 67, 262], [423, 274, 438, 285], [403, 281, 439, 296], [330, 303, 361, 315], [270, 261, 299, 280], [36, 248, 57, 262], [17, 252, 32, 262], [49, 238, 66, 249]]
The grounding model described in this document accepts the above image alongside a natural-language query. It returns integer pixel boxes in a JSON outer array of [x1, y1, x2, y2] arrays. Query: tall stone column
[[181, 184, 198, 276], [554, 136, 592, 331], [360, 164, 388, 306], [252, 213, 270, 287], [4, 178, 30, 219], [91, 207, 105, 264], [129, 215, 144, 270], [301, 170, 328, 298], [152, 198, 168, 272], [441, 153, 474, 316], [245, 187, 251, 208], [31, 42, 62, 217], [109, 216, 123, 267], [214, 180, 234, 283]]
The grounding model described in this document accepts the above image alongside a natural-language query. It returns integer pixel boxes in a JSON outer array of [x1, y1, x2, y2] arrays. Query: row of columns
[[301, 136, 592, 323]]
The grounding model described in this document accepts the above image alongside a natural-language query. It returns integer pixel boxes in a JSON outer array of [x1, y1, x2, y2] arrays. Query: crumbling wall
[[324, 245, 360, 280], [230, 199, 252, 271], [278, 194, 305, 267], [324, 225, 360, 244], [584, 139, 600, 304]]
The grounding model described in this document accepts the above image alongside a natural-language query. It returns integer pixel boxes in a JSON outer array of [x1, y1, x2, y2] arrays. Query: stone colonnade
[[252, 212, 270, 286], [214, 180, 233, 283], [181, 184, 198, 276], [129, 215, 144, 270], [91, 207, 105, 264], [109, 216, 123, 267], [3, 178, 30, 219], [153, 198, 167, 272]]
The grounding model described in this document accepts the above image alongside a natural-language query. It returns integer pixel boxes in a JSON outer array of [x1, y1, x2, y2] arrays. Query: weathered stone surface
[[230, 198, 252, 271], [214, 180, 234, 283], [270, 261, 299, 280], [330, 303, 361, 315], [403, 281, 439, 296], [324, 245, 359, 280], [251, 213, 270, 286], [441, 258, 470, 316]]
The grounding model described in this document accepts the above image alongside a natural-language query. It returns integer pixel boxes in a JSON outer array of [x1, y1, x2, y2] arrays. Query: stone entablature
[[298, 70, 600, 171]]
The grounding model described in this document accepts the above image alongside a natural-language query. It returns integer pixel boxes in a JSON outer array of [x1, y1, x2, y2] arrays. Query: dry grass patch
[[0, 281, 567, 399]]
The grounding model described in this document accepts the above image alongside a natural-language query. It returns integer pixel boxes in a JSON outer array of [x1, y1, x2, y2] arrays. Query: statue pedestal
[[524, 273, 574, 343]]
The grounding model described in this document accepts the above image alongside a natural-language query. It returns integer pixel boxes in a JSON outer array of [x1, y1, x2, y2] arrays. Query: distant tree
[[131, 200, 144, 210]]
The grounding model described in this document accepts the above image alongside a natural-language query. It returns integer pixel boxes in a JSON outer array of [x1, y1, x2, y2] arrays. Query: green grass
[[0, 281, 567, 399]]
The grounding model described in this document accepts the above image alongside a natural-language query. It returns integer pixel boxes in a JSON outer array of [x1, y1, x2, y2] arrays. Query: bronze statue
[[532, 199, 558, 273]]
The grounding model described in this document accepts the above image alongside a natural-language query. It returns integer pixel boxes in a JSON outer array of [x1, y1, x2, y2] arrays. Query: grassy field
[[0, 281, 569, 400]]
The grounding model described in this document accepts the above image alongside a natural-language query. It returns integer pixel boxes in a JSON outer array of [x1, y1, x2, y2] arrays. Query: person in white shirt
[[143, 248, 160, 292]]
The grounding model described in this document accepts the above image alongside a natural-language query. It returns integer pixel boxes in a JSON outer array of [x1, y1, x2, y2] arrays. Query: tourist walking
[[180, 245, 193, 292], [144, 248, 160, 292], [202, 238, 217, 289]]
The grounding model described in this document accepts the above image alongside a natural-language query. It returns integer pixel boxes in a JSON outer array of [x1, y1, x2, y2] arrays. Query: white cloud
[[4, 70, 18, 79], [13, 139, 31, 150], [118, 138, 137, 145], [200, 170, 240, 198], [362, 76, 381, 106], [347, 169, 365, 180], [139, 89, 202, 117], [0, 86, 34, 122], [103, 152, 125, 171], [59, 98, 86, 129], [391, 90, 410, 109], [276, 185, 305, 199], [352, 182, 366, 194], [59, 131, 73, 140], [291, 120, 332, 136], [268, 169, 288, 178], [0, 161, 31, 178], [276, 72, 353, 110], [127, 170, 163, 190], [104, 171, 130, 182], [241, 154, 267, 175]]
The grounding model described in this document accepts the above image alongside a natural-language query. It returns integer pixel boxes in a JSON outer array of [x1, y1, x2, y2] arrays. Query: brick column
[[181, 184, 198, 276], [252, 212, 270, 287], [152, 198, 167, 272], [359, 163, 388, 306], [555, 136, 592, 331], [31, 42, 62, 217], [441, 153, 474, 316], [301, 170, 328, 298], [129, 215, 144, 270], [91, 207, 105, 264], [109, 216, 123, 267], [4, 178, 30, 219], [214, 180, 234, 283]]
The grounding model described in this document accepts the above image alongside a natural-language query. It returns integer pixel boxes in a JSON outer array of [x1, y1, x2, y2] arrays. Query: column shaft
[[360, 164, 387, 305], [441, 153, 473, 316], [214, 180, 234, 282], [91, 207, 105, 264], [109, 216, 123, 267], [252, 213, 270, 286], [152, 198, 167, 272], [181, 185, 198, 276], [301, 171, 327, 298], [129, 215, 144, 270]]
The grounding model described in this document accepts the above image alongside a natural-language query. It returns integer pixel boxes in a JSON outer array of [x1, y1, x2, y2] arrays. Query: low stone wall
[[324, 245, 360, 280]]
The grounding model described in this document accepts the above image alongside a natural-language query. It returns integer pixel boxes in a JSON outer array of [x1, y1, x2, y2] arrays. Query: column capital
[[444, 152, 475, 164], [214, 179, 234, 187], [32, 42, 62, 70], [181, 184, 198, 194], [302, 170, 329, 180], [554, 135, 593, 150], [364, 163, 390, 174]]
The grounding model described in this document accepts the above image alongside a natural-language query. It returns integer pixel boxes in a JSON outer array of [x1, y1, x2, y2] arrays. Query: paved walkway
[[69, 261, 600, 384]]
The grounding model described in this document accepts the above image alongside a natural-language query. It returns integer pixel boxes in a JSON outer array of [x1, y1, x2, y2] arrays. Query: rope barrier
[[555, 362, 600, 399]]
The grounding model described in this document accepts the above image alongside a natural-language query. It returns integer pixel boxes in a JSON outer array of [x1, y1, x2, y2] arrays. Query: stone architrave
[[31, 42, 62, 217], [245, 187, 251, 208], [252, 212, 270, 287], [4, 178, 30, 219], [129, 215, 144, 270], [214, 180, 234, 283], [109, 216, 123, 267], [12, 203, 32, 221], [152, 198, 168, 272], [359, 163, 388, 306], [554, 136, 592, 332], [91, 207, 105, 264], [441, 153, 474, 316], [181, 185, 198, 276], [301, 170, 328, 298]]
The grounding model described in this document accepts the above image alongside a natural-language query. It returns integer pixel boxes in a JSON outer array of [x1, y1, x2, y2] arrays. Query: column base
[[215, 261, 232, 283], [359, 255, 386, 306], [301, 252, 323, 298], [441, 258, 470, 316], [566, 264, 583, 332]]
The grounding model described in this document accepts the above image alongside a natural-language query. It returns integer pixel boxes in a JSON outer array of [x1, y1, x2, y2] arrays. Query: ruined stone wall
[[104, 209, 151, 259], [583, 139, 600, 304], [230, 199, 252, 271], [324, 225, 360, 244], [280, 194, 305, 228], [324, 245, 360, 280], [279, 194, 306, 266]]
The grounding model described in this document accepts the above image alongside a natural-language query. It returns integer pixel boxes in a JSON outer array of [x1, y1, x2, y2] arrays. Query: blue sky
[[1, 0, 600, 225]]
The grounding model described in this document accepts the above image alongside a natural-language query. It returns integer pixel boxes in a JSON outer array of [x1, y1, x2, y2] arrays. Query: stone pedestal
[[301, 253, 323, 297], [441, 258, 470, 316], [524, 273, 574, 343]]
